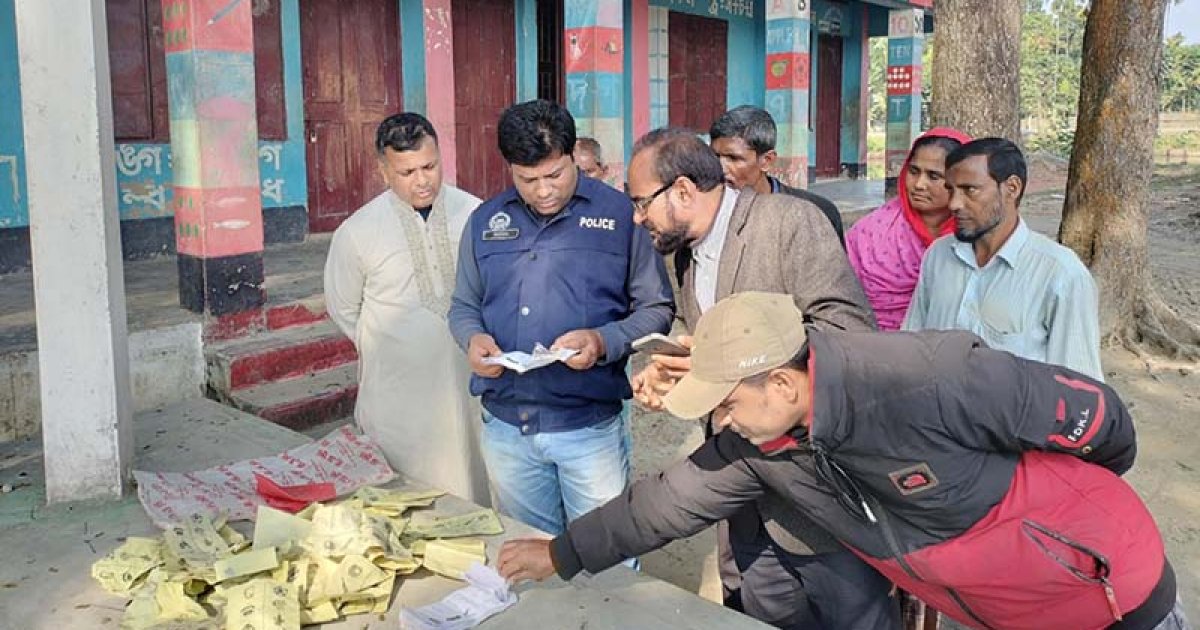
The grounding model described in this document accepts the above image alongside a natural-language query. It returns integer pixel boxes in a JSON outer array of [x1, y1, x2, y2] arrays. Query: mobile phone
[[632, 333, 690, 357]]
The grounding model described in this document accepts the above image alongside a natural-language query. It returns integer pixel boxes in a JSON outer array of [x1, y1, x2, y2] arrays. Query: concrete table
[[0, 399, 767, 629]]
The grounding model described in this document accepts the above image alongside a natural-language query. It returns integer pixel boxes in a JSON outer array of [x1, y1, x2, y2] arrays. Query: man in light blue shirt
[[903, 138, 1103, 381]]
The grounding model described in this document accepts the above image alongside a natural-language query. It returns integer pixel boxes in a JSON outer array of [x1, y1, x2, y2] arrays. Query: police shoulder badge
[[482, 211, 519, 240]]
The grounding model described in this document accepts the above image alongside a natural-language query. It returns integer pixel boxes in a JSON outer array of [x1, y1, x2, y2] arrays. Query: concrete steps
[[206, 320, 357, 392], [206, 316, 359, 431], [225, 363, 358, 431]]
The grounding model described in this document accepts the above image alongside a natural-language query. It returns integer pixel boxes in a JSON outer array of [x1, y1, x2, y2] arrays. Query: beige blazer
[[672, 188, 877, 556], [676, 188, 876, 334]]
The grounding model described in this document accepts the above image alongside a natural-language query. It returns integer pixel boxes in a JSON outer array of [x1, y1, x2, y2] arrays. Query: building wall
[[840, 2, 868, 176], [646, 0, 765, 122], [0, 0, 308, 271], [0, 0, 27, 230]]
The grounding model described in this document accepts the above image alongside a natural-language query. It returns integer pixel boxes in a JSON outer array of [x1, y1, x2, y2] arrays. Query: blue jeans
[[481, 410, 631, 537]]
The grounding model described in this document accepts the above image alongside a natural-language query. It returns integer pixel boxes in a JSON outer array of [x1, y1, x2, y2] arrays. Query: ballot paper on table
[[400, 563, 517, 630], [482, 343, 579, 374]]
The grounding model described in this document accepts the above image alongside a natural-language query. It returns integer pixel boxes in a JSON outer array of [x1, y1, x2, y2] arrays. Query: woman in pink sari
[[846, 127, 972, 330]]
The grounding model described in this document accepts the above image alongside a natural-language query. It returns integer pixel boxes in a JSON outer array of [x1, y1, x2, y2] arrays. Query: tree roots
[[1107, 291, 1200, 366]]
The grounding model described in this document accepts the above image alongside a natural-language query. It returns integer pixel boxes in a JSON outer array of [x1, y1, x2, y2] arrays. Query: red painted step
[[206, 320, 357, 394], [207, 296, 330, 341], [225, 363, 359, 432]]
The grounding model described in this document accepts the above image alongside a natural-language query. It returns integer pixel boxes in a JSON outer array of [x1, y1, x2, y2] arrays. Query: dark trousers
[[720, 514, 900, 630]]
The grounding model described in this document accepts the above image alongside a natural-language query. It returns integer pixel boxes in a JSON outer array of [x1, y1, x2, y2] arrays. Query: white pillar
[[15, 0, 132, 503]]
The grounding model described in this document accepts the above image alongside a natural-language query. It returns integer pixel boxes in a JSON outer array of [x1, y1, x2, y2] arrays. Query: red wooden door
[[301, 0, 402, 232], [815, 35, 843, 179], [668, 12, 728, 133], [453, 0, 516, 199]]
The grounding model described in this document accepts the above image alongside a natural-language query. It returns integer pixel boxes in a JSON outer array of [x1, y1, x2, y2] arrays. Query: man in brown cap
[[625, 127, 883, 630], [497, 292, 1184, 630]]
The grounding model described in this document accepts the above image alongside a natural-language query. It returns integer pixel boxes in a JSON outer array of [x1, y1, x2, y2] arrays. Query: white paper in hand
[[400, 563, 517, 630], [482, 343, 579, 374]]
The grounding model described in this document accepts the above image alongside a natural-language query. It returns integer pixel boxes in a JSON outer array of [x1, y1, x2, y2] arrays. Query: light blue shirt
[[902, 219, 1103, 381]]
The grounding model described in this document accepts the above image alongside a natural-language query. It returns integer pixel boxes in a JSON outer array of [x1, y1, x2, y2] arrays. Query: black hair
[[908, 134, 963, 161], [709, 105, 777, 155], [945, 137, 1028, 202], [375, 112, 438, 155], [742, 343, 810, 388], [575, 137, 604, 163], [497, 100, 577, 167], [631, 127, 726, 192]]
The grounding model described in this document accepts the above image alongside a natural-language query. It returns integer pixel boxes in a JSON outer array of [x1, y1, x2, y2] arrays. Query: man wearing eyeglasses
[[497, 291, 1186, 630], [448, 100, 674, 540], [622, 129, 888, 630]]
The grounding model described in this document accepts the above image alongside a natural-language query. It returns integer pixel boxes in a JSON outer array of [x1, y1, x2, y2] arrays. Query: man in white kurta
[[324, 113, 489, 504]]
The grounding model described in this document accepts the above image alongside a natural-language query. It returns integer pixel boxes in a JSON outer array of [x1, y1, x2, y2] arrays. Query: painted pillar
[[647, 5, 669, 131], [764, 0, 811, 187], [0, 0, 28, 241], [515, 0, 538, 102], [564, 0, 626, 182], [163, 0, 265, 316], [627, 0, 650, 154], [420, 0, 458, 185], [839, 4, 869, 179], [884, 7, 924, 195], [15, 0, 133, 502]]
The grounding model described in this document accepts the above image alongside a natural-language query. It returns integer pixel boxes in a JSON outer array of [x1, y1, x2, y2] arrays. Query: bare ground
[[629, 165, 1200, 622]]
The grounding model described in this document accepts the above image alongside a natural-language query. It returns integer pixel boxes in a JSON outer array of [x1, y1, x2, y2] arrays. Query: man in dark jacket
[[499, 292, 1187, 630], [709, 105, 844, 244], [626, 128, 889, 630]]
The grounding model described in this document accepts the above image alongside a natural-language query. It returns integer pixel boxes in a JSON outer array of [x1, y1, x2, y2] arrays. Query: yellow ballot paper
[[218, 524, 250, 553], [421, 539, 488, 580], [253, 505, 312, 555], [299, 600, 340, 625], [307, 555, 391, 604], [305, 505, 371, 557], [163, 513, 234, 569], [154, 580, 211, 622], [213, 546, 279, 583], [353, 486, 444, 514], [121, 569, 166, 630], [406, 509, 504, 540], [223, 578, 299, 630], [271, 557, 311, 604], [92, 537, 164, 596]]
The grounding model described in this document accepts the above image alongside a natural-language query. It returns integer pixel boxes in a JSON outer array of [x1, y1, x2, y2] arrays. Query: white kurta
[[324, 185, 490, 505]]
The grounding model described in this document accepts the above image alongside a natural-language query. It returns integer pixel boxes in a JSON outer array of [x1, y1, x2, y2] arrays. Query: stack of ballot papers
[[91, 486, 509, 629], [400, 563, 517, 630], [482, 343, 579, 374]]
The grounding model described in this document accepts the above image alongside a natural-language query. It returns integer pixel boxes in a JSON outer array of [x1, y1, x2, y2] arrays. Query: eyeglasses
[[627, 182, 673, 215]]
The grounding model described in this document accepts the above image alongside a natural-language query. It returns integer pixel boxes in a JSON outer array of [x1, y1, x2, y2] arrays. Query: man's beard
[[651, 224, 690, 254], [954, 202, 1004, 243], [648, 203, 691, 254]]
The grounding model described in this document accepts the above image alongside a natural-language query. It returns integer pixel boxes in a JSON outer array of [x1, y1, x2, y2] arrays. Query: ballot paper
[[91, 537, 164, 597], [133, 426, 395, 528], [95, 483, 507, 630], [400, 564, 517, 630], [482, 343, 579, 374], [224, 578, 300, 630], [420, 539, 487, 580], [405, 509, 504, 541]]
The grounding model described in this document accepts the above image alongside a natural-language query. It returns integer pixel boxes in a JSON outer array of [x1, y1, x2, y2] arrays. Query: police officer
[[448, 100, 674, 536]]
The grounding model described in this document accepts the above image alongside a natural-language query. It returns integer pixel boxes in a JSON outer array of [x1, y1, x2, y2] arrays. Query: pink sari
[[846, 127, 971, 330], [846, 198, 929, 330]]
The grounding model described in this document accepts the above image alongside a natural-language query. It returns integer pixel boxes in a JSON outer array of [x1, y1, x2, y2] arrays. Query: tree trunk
[[1059, 0, 1199, 359], [930, 0, 1022, 142]]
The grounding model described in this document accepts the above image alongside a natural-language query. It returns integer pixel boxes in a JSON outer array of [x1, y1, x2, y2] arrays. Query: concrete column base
[[177, 252, 265, 316]]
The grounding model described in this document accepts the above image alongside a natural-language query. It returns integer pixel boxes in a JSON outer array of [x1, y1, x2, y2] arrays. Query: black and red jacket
[[552, 330, 1174, 630]]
